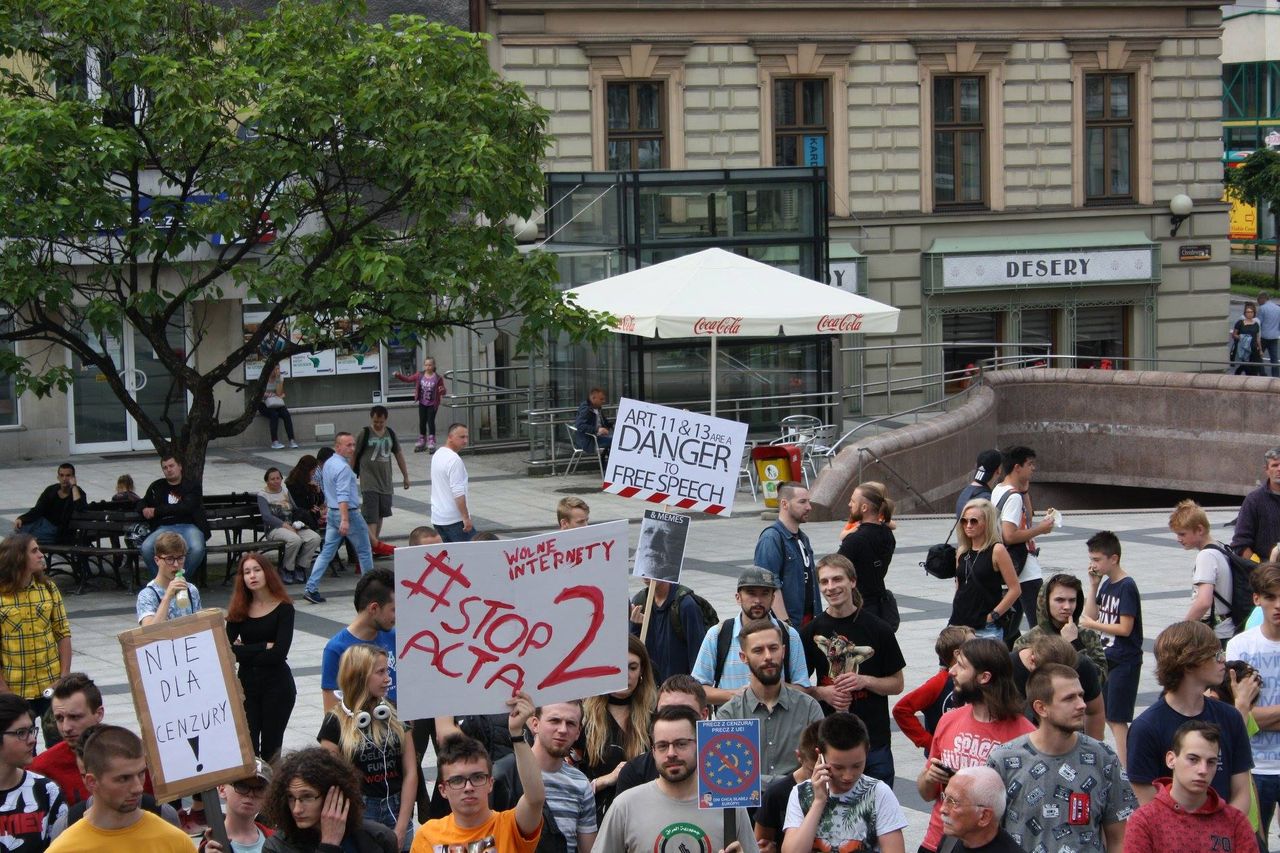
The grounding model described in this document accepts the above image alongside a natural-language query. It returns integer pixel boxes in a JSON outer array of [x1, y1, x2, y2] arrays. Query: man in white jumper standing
[[431, 423, 474, 542]]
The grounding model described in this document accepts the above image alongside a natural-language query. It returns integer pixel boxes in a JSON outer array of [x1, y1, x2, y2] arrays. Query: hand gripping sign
[[118, 610, 256, 802], [603, 398, 749, 516], [394, 520, 629, 718]]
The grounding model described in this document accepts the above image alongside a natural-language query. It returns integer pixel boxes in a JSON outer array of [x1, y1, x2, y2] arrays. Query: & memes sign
[[604, 398, 749, 516], [394, 520, 629, 718], [119, 610, 255, 801]]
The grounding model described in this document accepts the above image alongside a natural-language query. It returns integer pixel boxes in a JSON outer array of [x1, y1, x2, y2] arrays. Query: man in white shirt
[[430, 423, 474, 542], [991, 446, 1054, 631]]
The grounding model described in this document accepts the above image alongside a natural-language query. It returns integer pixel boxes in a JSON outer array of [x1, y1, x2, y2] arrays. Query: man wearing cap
[[691, 567, 811, 707], [955, 450, 1003, 518], [199, 760, 274, 853]]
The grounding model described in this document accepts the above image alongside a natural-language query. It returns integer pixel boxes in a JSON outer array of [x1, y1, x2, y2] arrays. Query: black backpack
[[995, 489, 1030, 574], [922, 527, 957, 580], [1204, 543, 1258, 635], [712, 615, 793, 685], [630, 584, 718, 644]]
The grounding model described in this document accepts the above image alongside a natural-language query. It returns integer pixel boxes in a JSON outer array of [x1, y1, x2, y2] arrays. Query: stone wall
[[808, 368, 1280, 519]]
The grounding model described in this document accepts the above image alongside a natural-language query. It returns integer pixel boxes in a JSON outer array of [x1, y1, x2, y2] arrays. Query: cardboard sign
[[118, 610, 255, 802], [394, 520, 629, 718], [632, 510, 690, 584], [603, 398, 748, 516], [697, 718, 762, 809]]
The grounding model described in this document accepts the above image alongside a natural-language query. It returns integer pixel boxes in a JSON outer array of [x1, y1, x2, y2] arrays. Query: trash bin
[[752, 444, 804, 508]]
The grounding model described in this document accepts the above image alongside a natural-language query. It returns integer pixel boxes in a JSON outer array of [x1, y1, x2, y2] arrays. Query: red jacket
[[28, 742, 87, 805], [1125, 777, 1257, 853], [892, 669, 949, 750]]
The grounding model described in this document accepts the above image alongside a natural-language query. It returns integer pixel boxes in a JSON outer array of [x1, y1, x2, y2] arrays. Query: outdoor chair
[[564, 423, 605, 478]]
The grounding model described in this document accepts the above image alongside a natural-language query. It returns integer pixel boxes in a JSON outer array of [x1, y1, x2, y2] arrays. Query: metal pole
[[710, 335, 718, 417]]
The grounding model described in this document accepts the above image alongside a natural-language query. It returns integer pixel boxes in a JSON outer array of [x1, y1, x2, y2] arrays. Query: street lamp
[[1169, 194, 1193, 237]]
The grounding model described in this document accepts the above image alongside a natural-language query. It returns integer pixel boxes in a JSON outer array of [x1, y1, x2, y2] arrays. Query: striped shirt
[[543, 763, 596, 853], [0, 579, 70, 699]]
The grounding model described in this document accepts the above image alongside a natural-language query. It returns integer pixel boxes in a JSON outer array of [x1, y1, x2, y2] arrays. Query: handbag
[[922, 525, 957, 580], [264, 395, 286, 409]]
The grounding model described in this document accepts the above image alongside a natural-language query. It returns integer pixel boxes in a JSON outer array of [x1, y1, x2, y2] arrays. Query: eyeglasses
[[443, 772, 491, 790], [2, 726, 38, 741], [157, 555, 186, 565], [1213, 651, 1228, 663], [286, 794, 322, 807], [961, 518, 982, 526], [232, 782, 268, 796], [653, 738, 696, 753], [941, 793, 986, 810]]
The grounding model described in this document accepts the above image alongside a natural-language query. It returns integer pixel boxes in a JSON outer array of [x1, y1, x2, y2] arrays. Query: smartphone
[[816, 752, 830, 795]]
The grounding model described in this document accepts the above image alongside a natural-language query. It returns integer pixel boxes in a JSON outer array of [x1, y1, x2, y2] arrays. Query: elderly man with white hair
[[938, 767, 1020, 853]]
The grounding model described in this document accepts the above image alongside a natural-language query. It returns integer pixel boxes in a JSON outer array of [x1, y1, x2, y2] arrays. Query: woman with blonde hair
[[948, 498, 1021, 644], [317, 644, 416, 850], [576, 633, 657, 822]]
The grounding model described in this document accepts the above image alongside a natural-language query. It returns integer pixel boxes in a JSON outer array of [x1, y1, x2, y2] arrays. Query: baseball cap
[[248, 757, 272, 785], [737, 566, 781, 590], [974, 449, 1003, 483]]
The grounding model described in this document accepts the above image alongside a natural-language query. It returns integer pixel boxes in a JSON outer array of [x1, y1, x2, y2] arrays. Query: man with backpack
[[690, 568, 812, 707], [754, 482, 818, 626], [628, 578, 709, 683], [991, 446, 1056, 631], [1171, 499, 1253, 644]]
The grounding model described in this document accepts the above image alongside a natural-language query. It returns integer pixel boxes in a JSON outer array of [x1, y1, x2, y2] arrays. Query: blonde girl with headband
[[317, 644, 416, 850]]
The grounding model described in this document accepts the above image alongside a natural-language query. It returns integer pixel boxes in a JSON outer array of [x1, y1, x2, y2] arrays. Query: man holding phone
[[916, 638, 1034, 853]]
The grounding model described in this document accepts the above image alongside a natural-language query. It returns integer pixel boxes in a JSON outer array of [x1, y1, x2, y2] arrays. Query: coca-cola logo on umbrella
[[616, 314, 637, 332], [692, 317, 744, 335], [816, 313, 863, 333]]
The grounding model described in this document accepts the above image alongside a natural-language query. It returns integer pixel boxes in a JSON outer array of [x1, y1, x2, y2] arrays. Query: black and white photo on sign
[[631, 509, 690, 584]]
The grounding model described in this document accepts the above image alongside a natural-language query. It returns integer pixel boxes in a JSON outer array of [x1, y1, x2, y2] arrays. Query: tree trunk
[[172, 383, 217, 484]]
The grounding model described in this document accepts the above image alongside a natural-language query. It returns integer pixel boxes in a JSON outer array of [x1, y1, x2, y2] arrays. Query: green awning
[[922, 231, 1160, 294]]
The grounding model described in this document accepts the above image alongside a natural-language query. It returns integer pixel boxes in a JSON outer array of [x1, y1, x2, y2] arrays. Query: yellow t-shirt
[[413, 808, 540, 853], [47, 810, 194, 852]]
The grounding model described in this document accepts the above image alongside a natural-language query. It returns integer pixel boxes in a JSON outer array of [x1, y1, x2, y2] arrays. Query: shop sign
[[1179, 244, 1212, 262], [942, 249, 1152, 289]]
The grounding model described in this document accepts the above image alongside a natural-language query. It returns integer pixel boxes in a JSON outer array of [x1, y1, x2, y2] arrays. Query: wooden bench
[[42, 504, 145, 594], [203, 502, 286, 586]]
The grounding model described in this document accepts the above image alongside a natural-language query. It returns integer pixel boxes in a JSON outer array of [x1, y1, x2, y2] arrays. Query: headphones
[[334, 690, 391, 730]]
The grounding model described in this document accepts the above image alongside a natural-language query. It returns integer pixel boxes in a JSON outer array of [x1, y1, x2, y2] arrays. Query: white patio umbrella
[[566, 247, 900, 415]]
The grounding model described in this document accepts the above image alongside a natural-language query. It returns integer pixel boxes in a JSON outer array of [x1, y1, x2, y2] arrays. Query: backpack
[[995, 489, 1031, 574], [712, 615, 793, 686], [922, 526, 957, 580], [630, 584, 718, 644], [1204, 543, 1257, 635]]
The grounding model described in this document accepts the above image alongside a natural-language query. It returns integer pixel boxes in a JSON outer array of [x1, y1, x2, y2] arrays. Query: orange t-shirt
[[412, 808, 540, 853]]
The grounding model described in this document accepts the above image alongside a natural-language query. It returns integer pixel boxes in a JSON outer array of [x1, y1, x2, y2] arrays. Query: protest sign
[[394, 520, 629, 719], [697, 718, 762, 809], [118, 610, 255, 802], [603, 398, 748, 516], [632, 509, 689, 584]]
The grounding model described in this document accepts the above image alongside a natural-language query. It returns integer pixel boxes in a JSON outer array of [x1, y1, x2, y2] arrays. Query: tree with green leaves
[[1225, 148, 1280, 287], [0, 0, 603, 478]]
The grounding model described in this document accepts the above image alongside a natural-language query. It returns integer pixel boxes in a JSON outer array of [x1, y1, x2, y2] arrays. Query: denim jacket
[[753, 520, 819, 622]]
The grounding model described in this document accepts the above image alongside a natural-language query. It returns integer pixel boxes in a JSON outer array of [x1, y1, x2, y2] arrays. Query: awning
[[921, 231, 1160, 294]]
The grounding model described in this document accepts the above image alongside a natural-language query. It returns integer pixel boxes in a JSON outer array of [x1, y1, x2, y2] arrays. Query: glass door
[[69, 319, 189, 453]]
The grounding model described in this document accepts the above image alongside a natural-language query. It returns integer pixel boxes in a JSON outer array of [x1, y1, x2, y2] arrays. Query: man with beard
[[838, 482, 899, 629], [755, 483, 818, 626], [800, 554, 905, 786], [492, 702, 596, 853], [615, 676, 711, 796], [692, 568, 811, 707], [717, 620, 824, 788], [596, 705, 758, 852], [987, 664, 1136, 852], [916, 638, 1034, 853]]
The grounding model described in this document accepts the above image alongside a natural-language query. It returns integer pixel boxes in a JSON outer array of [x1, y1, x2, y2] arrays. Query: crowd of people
[[7, 432, 1280, 853]]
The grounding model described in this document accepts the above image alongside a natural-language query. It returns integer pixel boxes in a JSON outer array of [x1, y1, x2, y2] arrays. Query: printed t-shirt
[[595, 783, 758, 853], [0, 770, 65, 851], [413, 808, 540, 853], [317, 713, 406, 800], [782, 776, 908, 851], [800, 609, 905, 746], [1094, 575, 1143, 662], [1227, 627, 1280, 775]]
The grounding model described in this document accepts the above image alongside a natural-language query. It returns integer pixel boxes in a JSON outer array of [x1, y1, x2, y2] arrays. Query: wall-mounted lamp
[[1169, 194, 1193, 237]]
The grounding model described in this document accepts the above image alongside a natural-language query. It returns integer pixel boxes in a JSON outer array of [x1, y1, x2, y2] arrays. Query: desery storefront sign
[[941, 248, 1153, 288]]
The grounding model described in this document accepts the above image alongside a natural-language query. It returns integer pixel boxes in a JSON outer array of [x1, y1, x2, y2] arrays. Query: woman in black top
[[226, 551, 296, 761], [1233, 301, 1264, 376], [949, 498, 1021, 643], [285, 456, 325, 530]]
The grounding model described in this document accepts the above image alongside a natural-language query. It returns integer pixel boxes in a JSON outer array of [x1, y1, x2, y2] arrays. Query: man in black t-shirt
[[800, 554, 905, 787], [837, 483, 898, 629]]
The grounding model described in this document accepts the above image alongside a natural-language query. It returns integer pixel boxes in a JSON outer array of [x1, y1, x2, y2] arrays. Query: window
[[933, 76, 985, 207], [773, 78, 829, 168], [1084, 74, 1134, 202], [606, 82, 665, 170], [1019, 310, 1056, 365], [1074, 306, 1127, 367], [943, 312, 998, 392]]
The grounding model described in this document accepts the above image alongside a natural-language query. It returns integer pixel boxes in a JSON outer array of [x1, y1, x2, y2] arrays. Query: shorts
[[1104, 655, 1141, 723], [361, 491, 393, 523]]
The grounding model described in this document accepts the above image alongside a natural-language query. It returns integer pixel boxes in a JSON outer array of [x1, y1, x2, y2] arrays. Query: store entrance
[[68, 320, 188, 454]]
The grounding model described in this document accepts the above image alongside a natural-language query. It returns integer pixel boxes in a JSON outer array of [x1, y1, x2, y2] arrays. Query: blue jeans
[[141, 524, 206, 577], [1256, 772, 1280, 851], [434, 521, 475, 543], [306, 508, 373, 593], [1264, 338, 1279, 379], [24, 517, 59, 546], [364, 793, 412, 851], [866, 743, 895, 790]]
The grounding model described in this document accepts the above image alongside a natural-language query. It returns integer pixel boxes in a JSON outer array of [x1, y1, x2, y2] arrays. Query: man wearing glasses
[[0, 692, 66, 851], [415, 691, 543, 852], [597, 704, 757, 852], [135, 532, 200, 627], [936, 766, 1020, 853], [1128, 621, 1255, 817]]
